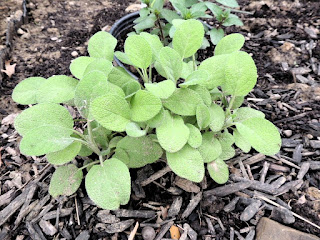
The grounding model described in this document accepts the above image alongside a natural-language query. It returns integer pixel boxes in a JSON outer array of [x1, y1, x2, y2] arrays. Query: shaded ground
[[0, 0, 319, 239]]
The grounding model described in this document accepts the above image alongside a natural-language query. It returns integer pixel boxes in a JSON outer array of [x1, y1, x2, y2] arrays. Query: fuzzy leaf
[[236, 118, 281, 155], [85, 158, 131, 210], [78, 144, 93, 157], [130, 90, 162, 122], [173, 19, 205, 58], [114, 51, 133, 65], [126, 122, 147, 138], [181, 61, 194, 79], [217, 131, 235, 160], [83, 58, 113, 77], [36, 75, 78, 104], [117, 136, 163, 168], [163, 88, 203, 116], [209, 28, 224, 45], [156, 111, 190, 153], [186, 124, 202, 148], [46, 141, 82, 165], [233, 129, 251, 153], [145, 80, 176, 99], [214, 33, 245, 56], [215, 0, 239, 8], [196, 104, 211, 129], [167, 144, 204, 182], [49, 164, 83, 197], [161, 9, 182, 24], [209, 104, 225, 132], [189, 85, 211, 107], [113, 148, 130, 166], [140, 32, 163, 61], [223, 14, 243, 27], [198, 132, 222, 163], [207, 159, 229, 184], [234, 107, 265, 122], [180, 70, 209, 87], [146, 108, 165, 128], [91, 94, 131, 132], [12, 77, 47, 105], [125, 35, 152, 69], [14, 103, 73, 136], [88, 31, 117, 61], [70, 57, 95, 79], [159, 47, 183, 82], [232, 96, 245, 109], [108, 67, 136, 88]]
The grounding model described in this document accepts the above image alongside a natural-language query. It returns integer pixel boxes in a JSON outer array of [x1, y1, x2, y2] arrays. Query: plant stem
[[72, 129, 86, 140], [149, 65, 153, 83], [192, 54, 197, 71], [99, 155, 104, 166], [226, 96, 235, 117], [78, 160, 100, 171], [156, 13, 165, 41]]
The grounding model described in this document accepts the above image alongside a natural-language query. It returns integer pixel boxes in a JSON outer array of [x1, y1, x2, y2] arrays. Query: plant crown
[[12, 20, 281, 210]]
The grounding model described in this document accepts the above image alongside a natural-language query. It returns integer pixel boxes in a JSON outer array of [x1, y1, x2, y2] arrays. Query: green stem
[[192, 55, 197, 71], [72, 130, 86, 140], [78, 160, 100, 171], [149, 65, 153, 83], [142, 68, 149, 83], [99, 155, 104, 166], [156, 13, 165, 41]]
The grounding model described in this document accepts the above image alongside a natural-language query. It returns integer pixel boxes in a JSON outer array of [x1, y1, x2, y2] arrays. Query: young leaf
[[156, 111, 190, 153], [130, 90, 162, 122], [49, 164, 83, 197], [215, 0, 239, 8], [232, 96, 244, 109], [207, 159, 229, 184], [234, 107, 265, 122], [209, 104, 225, 132], [14, 103, 73, 136], [189, 85, 212, 107], [224, 51, 257, 96], [167, 144, 204, 182], [140, 32, 163, 61], [198, 132, 222, 163], [78, 144, 93, 157], [113, 148, 130, 166], [114, 51, 134, 65], [46, 141, 82, 165], [196, 104, 211, 129], [108, 67, 137, 88], [83, 58, 113, 77], [125, 35, 152, 69], [163, 88, 203, 116], [90, 122, 111, 149], [205, 2, 223, 17], [90, 94, 131, 132], [88, 31, 117, 61], [134, 14, 157, 33], [208, 28, 224, 45], [126, 122, 147, 138], [222, 14, 243, 27], [154, 61, 168, 79], [186, 124, 202, 148], [146, 108, 165, 128], [36, 75, 78, 104], [236, 118, 281, 155], [161, 9, 182, 24], [233, 129, 251, 153], [172, 19, 204, 59], [117, 136, 163, 168], [12, 77, 47, 105], [85, 158, 131, 210], [214, 33, 245, 56], [145, 80, 176, 99], [70, 57, 95, 79], [122, 81, 141, 98], [159, 47, 183, 82], [217, 131, 235, 160], [109, 136, 124, 149], [181, 61, 194, 79], [180, 70, 209, 87]]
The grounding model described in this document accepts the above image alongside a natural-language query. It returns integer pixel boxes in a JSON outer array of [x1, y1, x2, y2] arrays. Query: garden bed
[[0, 0, 319, 239]]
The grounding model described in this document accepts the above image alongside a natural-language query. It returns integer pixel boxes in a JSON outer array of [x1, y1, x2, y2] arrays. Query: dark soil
[[0, 0, 320, 239]]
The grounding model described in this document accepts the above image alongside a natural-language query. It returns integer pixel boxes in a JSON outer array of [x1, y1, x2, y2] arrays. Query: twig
[[75, 198, 80, 225], [128, 222, 139, 240]]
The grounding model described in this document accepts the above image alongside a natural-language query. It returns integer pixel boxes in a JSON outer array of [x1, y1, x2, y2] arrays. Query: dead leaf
[[170, 225, 180, 240], [1, 60, 16, 78]]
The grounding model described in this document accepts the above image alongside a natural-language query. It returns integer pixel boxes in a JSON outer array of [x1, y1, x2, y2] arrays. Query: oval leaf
[[125, 35, 152, 69], [198, 132, 222, 163], [196, 104, 211, 129], [70, 57, 95, 79], [209, 104, 225, 132], [88, 31, 117, 61], [207, 159, 229, 184], [233, 129, 251, 153], [46, 141, 82, 165], [159, 47, 183, 82], [126, 122, 147, 138], [214, 33, 245, 56], [186, 124, 202, 148], [145, 80, 176, 99]]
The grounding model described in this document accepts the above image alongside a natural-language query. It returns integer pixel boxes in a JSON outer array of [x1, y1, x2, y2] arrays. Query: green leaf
[[224, 51, 257, 96], [75, 71, 124, 119], [207, 159, 229, 184], [214, 33, 245, 56], [163, 88, 203, 116], [232, 96, 244, 109], [90, 122, 111, 149], [208, 28, 224, 45], [199, 54, 229, 89], [145, 80, 176, 99], [233, 129, 251, 153], [117, 136, 163, 168], [78, 144, 93, 157], [234, 107, 265, 122], [113, 148, 130, 166], [108, 67, 136, 88], [198, 132, 222, 163], [122, 81, 141, 98], [222, 14, 243, 27], [109, 136, 123, 149], [167, 144, 204, 182], [217, 131, 235, 160], [85, 158, 131, 210], [189, 85, 212, 107], [196, 104, 211, 129], [88, 31, 117, 61], [130, 90, 162, 122], [181, 61, 194, 79], [70, 57, 95, 79], [236, 118, 281, 155], [126, 122, 147, 138], [215, 0, 239, 8], [205, 2, 223, 17], [186, 124, 202, 148], [154, 61, 168, 79], [83, 58, 113, 77], [46, 141, 81, 165], [19, 126, 74, 156], [146, 108, 165, 128], [180, 70, 209, 87], [159, 47, 183, 82], [49, 164, 83, 197], [170, 0, 188, 16], [209, 104, 225, 132], [12, 77, 47, 105], [173, 19, 205, 59], [36, 75, 78, 104], [91, 94, 131, 132], [140, 32, 164, 61], [114, 51, 134, 65], [161, 9, 182, 24], [14, 103, 73, 136], [156, 111, 190, 153], [125, 35, 152, 69], [134, 14, 157, 32]]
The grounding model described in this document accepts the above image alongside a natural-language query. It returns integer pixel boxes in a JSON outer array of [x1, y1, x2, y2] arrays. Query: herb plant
[[12, 19, 281, 210], [134, 0, 244, 46]]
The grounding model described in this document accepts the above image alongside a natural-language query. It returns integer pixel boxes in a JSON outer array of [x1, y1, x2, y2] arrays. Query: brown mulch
[[0, 0, 320, 239]]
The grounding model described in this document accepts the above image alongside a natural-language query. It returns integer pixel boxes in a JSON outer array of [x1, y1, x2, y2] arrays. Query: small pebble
[[51, 37, 58, 41], [141, 226, 156, 240], [71, 51, 79, 57], [307, 134, 313, 139], [283, 130, 292, 137]]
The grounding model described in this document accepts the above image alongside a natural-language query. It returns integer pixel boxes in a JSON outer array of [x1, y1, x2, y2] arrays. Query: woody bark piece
[[181, 192, 202, 219], [275, 179, 303, 195], [26, 222, 46, 240], [230, 176, 276, 195], [183, 223, 197, 240], [26, 194, 50, 221], [297, 162, 310, 179], [105, 219, 135, 234], [14, 200, 39, 229], [223, 197, 240, 212], [309, 161, 320, 170], [240, 200, 262, 221], [167, 196, 183, 217], [259, 161, 270, 183], [270, 176, 286, 189], [154, 221, 174, 240], [113, 209, 156, 219], [243, 154, 265, 165], [0, 190, 15, 207], [39, 219, 57, 236], [140, 166, 171, 186], [204, 181, 252, 197], [42, 208, 74, 221]]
